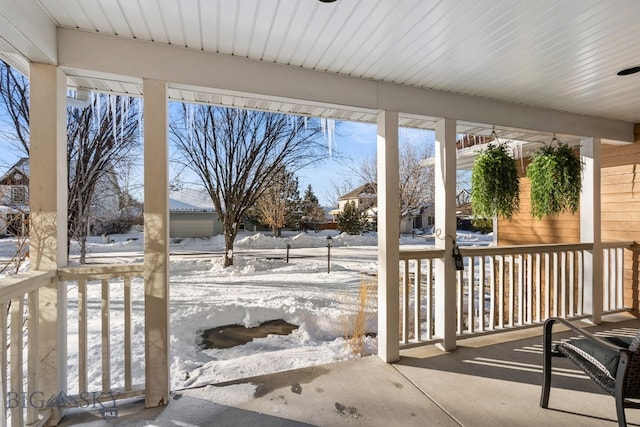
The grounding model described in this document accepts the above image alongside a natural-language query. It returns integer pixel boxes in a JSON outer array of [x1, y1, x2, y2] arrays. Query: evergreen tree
[[337, 201, 369, 235], [300, 184, 325, 222]]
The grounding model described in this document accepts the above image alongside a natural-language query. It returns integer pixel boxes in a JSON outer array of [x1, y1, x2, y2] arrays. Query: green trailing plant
[[471, 143, 520, 220], [526, 141, 582, 219]]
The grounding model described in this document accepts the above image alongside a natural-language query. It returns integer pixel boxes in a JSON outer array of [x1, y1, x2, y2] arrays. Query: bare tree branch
[[170, 105, 326, 266]]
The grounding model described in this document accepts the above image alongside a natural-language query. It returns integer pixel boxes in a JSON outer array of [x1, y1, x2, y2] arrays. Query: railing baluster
[[78, 279, 87, 394], [27, 290, 38, 425], [498, 256, 505, 329], [425, 259, 433, 340], [610, 249, 617, 309], [517, 254, 524, 326], [617, 248, 624, 309], [526, 254, 533, 324], [534, 253, 541, 323], [610, 249, 616, 310], [478, 256, 485, 332], [544, 252, 550, 320], [489, 255, 498, 330], [553, 252, 559, 317], [577, 250, 584, 315], [508, 255, 515, 327], [124, 277, 133, 391], [101, 279, 111, 392], [401, 260, 409, 343], [468, 256, 475, 334], [456, 270, 463, 334], [10, 297, 23, 427], [568, 251, 575, 317], [603, 249, 610, 311], [560, 251, 567, 317], [1, 302, 8, 427]]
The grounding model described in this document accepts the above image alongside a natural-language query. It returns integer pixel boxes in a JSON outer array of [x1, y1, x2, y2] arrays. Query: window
[[11, 186, 26, 204]]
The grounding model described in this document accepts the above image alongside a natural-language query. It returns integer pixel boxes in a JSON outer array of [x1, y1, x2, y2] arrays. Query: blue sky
[[0, 112, 436, 207], [297, 121, 436, 206]]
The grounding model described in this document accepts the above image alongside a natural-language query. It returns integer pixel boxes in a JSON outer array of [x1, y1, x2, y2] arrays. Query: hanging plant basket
[[471, 143, 520, 220], [526, 141, 582, 219]]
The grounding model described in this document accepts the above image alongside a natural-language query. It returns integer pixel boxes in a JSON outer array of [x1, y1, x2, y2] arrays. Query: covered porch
[[57, 313, 640, 427], [1, 1, 640, 426]]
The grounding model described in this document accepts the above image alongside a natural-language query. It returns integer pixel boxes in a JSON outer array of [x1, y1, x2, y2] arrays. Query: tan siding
[[497, 143, 640, 311], [498, 172, 580, 246], [602, 144, 640, 310]]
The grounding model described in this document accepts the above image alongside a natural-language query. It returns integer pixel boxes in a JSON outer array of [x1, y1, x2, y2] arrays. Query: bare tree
[[0, 60, 142, 264], [253, 168, 300, 237], [355, 142, 434, 222], [0, 60, 29, 157], [327, 177, 357, 209], [170, 104, 325, 266], [67, 95, 141, 262]]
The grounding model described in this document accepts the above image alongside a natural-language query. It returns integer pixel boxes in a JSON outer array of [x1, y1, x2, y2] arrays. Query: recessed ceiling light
[[318, 0, 337, 3], [617, 66, 640, 76]]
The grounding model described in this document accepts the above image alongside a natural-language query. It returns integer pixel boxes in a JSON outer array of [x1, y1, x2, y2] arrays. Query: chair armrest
[[543, 317, 630, 353]]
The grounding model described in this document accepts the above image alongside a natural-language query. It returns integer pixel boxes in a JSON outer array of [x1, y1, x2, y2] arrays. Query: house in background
[[0, 159, 125, 237], [169, 187, 222, 238], [0, 158, 29, 237], [89, 170, 126, 235], [332, 182, 434, 233]]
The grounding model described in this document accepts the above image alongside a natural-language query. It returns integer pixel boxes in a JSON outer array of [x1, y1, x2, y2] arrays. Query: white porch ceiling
[[1, 0, 640, 142]]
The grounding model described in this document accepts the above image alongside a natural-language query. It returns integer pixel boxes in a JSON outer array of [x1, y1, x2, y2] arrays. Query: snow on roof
[[0, 158, 29, 183], [338, 183, 377, 200], [169, 187, 215, 212]]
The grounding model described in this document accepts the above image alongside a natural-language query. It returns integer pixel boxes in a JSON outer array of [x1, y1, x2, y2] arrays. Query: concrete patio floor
[[60, 313, 640, 426]]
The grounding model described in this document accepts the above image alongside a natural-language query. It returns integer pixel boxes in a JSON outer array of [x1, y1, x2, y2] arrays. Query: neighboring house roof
[[338, 183, 377, 201], [0, 158, 29, 185], [169, 188, 215, 212]]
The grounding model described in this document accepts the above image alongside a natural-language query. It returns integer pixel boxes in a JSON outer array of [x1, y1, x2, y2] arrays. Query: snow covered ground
[[0, 228, 493, 393]]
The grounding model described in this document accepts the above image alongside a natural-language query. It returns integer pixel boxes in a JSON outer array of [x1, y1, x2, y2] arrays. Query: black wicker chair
[[541, 317, 640, 426]]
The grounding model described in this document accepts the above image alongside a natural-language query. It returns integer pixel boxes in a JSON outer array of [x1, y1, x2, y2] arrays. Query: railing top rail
[[399, 248, 445, 260], [58, 263, 144, 281], [0, 270, 56, 302], [458, 242, 595, 256], [602, 240, 635, 249]]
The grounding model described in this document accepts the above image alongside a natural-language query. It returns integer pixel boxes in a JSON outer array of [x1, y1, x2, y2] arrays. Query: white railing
[[399, 241, 633, 348], [602, 242, 628, 312], [0, 270, 56, 427], [398, 249, 443, 346], [58, 264, 145, 403]]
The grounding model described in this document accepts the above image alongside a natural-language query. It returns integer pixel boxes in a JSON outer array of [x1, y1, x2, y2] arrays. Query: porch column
[[29, 63, 68, 422], [580, 137, 602, 323], [377, 111, 400, 363], [143, 79, 170, 407], [434, 118, 457, 351]]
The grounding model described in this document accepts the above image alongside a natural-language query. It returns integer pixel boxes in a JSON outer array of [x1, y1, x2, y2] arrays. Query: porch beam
[[143, 78, 170, 407], [580, 138, 603, 323], [434, 118, 457, 351], [28, 62, 68, 423], [377, 111, 400, 363], [58, 28, 634, 143]]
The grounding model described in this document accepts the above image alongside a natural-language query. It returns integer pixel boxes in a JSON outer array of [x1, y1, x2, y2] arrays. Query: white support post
[[376, 111, 400, 363], [580, 138, 602, 324], [29, 62, 68, 423], [434, 118, 457, 351], [143, 79, 170, 407]]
